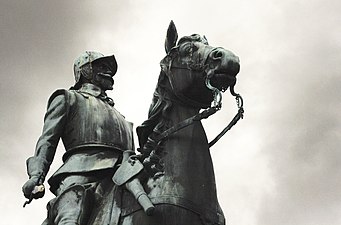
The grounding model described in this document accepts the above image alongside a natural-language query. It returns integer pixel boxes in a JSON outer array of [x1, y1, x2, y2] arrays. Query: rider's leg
[[52, 185, 92, 225], [47, 175, 96, 225]]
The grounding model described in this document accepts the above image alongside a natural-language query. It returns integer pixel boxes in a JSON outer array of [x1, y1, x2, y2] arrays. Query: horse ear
[[203, 35, 209, 45], [165, 20, 178, 54]]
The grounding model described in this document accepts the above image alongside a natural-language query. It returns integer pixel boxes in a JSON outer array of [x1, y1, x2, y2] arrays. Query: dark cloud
[[0, 1, 133, 150], [0, 2, 86, 174]]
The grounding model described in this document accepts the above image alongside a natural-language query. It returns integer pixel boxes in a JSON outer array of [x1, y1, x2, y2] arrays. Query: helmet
[[73, 51, 118, 84]]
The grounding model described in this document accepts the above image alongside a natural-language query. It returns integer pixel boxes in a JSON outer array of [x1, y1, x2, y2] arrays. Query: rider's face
[[92, 62, 114, 91]]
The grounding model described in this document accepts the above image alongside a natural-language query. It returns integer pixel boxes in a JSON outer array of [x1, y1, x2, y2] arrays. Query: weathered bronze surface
[[23, 22, 241, 225], [22, 51, 134, 224], [120, 20, 240, 225]]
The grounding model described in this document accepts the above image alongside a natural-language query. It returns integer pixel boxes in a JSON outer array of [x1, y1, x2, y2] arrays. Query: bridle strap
[[155, 43, 244, 148], [163, 45, 216, 72], [154, 105, 221, 144], [208, 94, 244, 147], [153, 90, 244, 148]]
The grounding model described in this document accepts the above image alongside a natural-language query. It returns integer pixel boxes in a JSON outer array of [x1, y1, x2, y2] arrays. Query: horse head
[[160, 21, 240, 108], [137, 21, 242, 177]]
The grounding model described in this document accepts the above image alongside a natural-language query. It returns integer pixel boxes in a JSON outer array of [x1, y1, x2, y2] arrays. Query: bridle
[[156, 41, 244, 148], [206, 76, 244, 147]]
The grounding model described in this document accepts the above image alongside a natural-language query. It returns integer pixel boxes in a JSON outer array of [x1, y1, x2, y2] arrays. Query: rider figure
[[22, 51, 134, 225]]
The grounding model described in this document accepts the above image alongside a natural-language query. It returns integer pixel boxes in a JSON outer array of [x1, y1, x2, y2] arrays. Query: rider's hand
[[22, 176, 45, 199]]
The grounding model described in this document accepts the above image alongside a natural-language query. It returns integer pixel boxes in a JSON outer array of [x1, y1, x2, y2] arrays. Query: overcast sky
[[0, 1, 340, 225]]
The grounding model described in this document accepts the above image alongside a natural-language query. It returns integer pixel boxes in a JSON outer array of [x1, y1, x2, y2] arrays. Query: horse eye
[[180, 43, 193, 55], [192, 44, 199, 52]]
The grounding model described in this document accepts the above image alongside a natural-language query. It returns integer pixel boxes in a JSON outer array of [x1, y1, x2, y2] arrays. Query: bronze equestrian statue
[[23, 21, 242, 225]]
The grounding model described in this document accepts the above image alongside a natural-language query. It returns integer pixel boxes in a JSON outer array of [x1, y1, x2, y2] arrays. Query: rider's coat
[[30, 83, 134, 193]]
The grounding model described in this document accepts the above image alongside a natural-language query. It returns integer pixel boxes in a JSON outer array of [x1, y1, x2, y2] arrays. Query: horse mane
[[177, 34, 209, 46], [136, 70, 174, 174], [136, 34, 210, 176]]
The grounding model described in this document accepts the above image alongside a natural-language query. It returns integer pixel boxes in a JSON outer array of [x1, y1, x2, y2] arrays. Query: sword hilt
[[23, 184, 45, 207]]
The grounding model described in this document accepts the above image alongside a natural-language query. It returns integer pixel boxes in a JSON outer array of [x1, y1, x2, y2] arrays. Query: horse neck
[[168, 102, 201, 125]]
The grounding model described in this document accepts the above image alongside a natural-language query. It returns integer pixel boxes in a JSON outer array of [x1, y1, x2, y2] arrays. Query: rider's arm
[[26, 92, 67, 183]]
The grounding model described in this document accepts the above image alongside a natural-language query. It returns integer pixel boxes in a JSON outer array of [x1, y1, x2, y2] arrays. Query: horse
[[89, 21, 241, 225]]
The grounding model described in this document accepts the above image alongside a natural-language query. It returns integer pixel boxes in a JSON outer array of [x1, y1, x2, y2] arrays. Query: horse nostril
[[213, 50, 223, 59]]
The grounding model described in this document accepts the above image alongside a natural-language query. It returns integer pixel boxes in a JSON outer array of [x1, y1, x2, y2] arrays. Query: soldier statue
[[22, 51, 152, 225]]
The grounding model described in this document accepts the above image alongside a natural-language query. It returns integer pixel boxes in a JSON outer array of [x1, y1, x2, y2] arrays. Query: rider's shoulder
[[47, 89, 79, 107], [47, 89, 68, 105]]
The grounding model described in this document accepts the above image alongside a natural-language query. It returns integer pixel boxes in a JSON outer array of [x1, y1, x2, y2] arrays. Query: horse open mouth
[[209, 71, 237, 92]]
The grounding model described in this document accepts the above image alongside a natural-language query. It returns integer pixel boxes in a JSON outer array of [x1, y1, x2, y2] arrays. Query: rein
[[154, 74, 244, 148], [208, 88, 244, 147], [153, 100, 221, 144]]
